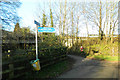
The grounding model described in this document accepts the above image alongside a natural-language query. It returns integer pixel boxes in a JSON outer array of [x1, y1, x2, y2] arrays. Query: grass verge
[[23, 57, 75, 79], [87, 55, 118, 61]]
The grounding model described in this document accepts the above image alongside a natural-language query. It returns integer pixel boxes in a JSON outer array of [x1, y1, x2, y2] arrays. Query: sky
[[17, 0, 119, 36], [18, 0, 37, 30]]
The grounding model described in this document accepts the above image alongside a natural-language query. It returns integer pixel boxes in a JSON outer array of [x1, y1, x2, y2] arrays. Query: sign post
[[34, 20, 40, 59], [38, 27, 55, 33], [30, 20, 41, 71], [36, 25, 38, 59], [33, 20, 55, 71], [34, 20, 55, 59]]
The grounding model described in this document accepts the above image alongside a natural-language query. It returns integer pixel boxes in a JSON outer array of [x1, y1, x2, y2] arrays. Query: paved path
[[58, 55, 118, 78]]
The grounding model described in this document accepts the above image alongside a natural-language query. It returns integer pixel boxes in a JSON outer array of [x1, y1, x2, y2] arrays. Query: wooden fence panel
[[2, 54, 67, 79]]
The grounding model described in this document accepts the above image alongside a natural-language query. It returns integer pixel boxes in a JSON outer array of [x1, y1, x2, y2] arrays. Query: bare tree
[[83, 1, 105, 40], [105, 1, 109, 43], [59, 1, 62, 43], [62, 0, 67, 44], [85, 19, 89, 39], [71, 2, 75, 46], [109, 2, 118, 43], [0, 0, 21, 30]]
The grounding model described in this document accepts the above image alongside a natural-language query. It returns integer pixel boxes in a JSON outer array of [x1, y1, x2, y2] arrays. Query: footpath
[[58, 55, 118, 78]]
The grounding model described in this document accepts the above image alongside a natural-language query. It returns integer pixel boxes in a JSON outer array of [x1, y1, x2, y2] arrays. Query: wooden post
[[9, 63, 14, 79], [8, 52, 14, 79]]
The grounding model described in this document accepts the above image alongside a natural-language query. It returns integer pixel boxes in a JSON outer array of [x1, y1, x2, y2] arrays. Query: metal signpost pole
[[33, 20, 55, 71], [36, 25, 38, 60], [33, 20, 41, 71], [34, 20, 55, 60], [34, 20, 40, 60]]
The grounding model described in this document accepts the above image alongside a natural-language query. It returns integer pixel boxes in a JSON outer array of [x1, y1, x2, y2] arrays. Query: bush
[[2, 35, 68, 62]]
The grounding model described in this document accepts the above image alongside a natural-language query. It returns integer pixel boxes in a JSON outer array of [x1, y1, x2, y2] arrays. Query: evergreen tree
[[14, 22, 21, 48], [21, 27, 30, 49], [14, 22, 21, 37], [42, 12, 47, 27], [50, 8, 53, 27], [14, 23, 20, 32]]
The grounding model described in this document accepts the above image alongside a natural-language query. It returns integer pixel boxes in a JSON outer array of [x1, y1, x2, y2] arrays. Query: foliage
[[42, 13, 47, 27], [67, 42, 89, 58], [83, 37, 118, 61], [2, 34, 68, 62], [67, 37, 118, 60], [2, 27, 34, 53], [21, 27, 31, 40], [37, 35, 67, 57], [0, 0, 21, 30], [14, 22, 21, 38]]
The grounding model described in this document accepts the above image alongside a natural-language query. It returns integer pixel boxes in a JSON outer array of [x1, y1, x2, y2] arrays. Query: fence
[[2, 54, 67, 80]]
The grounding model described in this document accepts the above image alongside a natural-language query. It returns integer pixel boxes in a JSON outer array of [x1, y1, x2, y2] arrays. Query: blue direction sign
[[38, 27, 55, 33], [34, 20, 40, 26]]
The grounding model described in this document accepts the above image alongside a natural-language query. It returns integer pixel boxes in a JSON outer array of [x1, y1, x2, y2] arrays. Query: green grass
[[87, 55, 118, 61], [24, 60, 71, 79], [105, 56, 118, 61], [85, 40, 118, 61]]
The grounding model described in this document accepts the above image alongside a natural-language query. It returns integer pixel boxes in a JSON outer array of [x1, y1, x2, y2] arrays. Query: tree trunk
[[111, 20, 117, 43], [59, 1, 62, 43], [76, 16, 79, 45], [105, 2, 109, 43], [67, 27, 69, 46], [63, 0, 67, 44], [99, 1, 102, 40], [85, 19, 89, 39], [71, 8, 74, 46]]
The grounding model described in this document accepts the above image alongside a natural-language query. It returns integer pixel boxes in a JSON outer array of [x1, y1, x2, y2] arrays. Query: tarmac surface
[[58, 55, 119, 78]]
